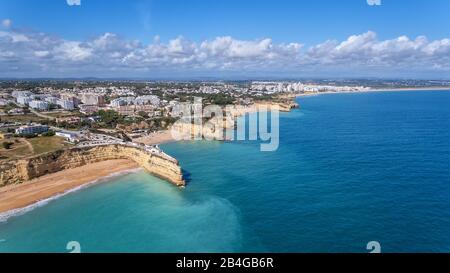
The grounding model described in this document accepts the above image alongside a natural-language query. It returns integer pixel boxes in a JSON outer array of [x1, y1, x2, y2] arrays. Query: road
[[28, 108, 56, 121], [22, 139, 35, 154], [12, 102, 56, 121]]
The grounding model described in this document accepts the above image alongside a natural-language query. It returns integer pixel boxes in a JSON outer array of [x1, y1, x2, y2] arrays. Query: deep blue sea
[[1, 90, 450, 253]]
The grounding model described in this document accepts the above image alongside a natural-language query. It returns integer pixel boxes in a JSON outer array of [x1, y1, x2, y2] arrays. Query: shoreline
[[295, 87, 450, 98], [133, 130, 176, 146], [2, 87, 449, 219], [370, 87, 450, 92], [0, 159, 141, 217]]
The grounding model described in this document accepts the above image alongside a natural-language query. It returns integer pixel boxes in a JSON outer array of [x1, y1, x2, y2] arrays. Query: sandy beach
[[0, 159, 140, 214], [2, 87, 450, 217], [133, 130, 175, 145]]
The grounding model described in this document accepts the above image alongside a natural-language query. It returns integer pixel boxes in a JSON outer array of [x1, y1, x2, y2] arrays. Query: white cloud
[[54, 41, 92, 61], [34, 51, 50, 58], [0, 51, 14, 59], [201, 37, 272, 58], [0, 31, 30, 43], [1, 19, 12, 28], [305, 31, 450, 69], [1, 27, 450, 77], [367, 0, 382, 6], [66, 0, 81, 6]]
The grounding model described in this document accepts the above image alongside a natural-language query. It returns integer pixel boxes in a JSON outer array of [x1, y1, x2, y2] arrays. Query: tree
[[2, 142, 13, 149], [95, 110, 124, 128], [42, 131, 56, 137], [138, 111, 148, 119]]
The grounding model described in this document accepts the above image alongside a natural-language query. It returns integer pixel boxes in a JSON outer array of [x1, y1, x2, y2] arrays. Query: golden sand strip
[[0, 159, 139, 214], [133, 130, 175, 146]]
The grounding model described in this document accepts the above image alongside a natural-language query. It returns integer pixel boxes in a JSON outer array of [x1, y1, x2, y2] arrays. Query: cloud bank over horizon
[[1, 26, 450, 78]]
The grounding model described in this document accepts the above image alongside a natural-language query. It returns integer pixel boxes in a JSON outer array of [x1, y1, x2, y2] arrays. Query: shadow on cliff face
[[182, 169, 192, 186]]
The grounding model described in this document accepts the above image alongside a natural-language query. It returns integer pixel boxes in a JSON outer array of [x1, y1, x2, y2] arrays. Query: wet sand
[[0, 159, 140, 214]]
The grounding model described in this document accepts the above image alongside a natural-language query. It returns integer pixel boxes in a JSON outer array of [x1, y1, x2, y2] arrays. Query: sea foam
[[0, 168, 143, 223]]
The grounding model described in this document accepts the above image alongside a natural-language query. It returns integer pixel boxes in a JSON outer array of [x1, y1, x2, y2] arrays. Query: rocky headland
[[0, 144, 185, 188]]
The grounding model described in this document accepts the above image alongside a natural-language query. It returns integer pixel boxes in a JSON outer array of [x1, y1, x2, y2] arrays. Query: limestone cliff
[[254, 101, 299, 112], [170, 101, 299, 141], [0, 144, 185, 187], [172, 120, 228, 141]]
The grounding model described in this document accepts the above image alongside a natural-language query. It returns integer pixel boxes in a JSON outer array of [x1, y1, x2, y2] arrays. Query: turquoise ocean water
[[1, 90, 450, 253]]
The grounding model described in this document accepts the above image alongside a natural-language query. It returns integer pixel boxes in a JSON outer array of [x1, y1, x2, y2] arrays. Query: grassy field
[[0, 114, 48, 124], [45, 111, 82, 118], [0, 136, 73, 161], [27, 136, 73, 155], [0, 138, 31, 160]]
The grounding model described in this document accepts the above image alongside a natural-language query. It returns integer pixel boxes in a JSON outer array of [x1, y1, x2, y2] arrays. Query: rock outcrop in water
[[0, 144, 185, 187]]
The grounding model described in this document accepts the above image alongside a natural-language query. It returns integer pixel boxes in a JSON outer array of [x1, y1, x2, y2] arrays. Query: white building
[[135, 95, 160, 106], [110, 97, 135, 107], [56, 132, 80, 143], [57, 99, 75, 110], [110, 98, 125, 107], [12, 91, 32, 98], [45, 97, 59, 104], [15, 124, 49, 135], [29, 100, 49, 110], [81, 93, 105, 106], [60, 94, 81, 107], [17, 96, 32, 106]]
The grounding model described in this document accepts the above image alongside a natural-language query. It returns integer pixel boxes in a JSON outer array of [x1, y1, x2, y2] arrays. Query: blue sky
[[1, 0, 450, 78], [2, 0, 450, 44]]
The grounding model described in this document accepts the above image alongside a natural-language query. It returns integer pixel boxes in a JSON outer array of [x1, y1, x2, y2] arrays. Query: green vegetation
[[204, 93, 235, 105], [2, 142, 13, 149], [137, 111, 148, 119], [45, 111, 82, 118], [54, 120, 90, 130], [0, 103, 18, 112], [42, 131, 56, 137], [94, 109, 126, 128], [0, 135, 73, 161], [0, 139, 31, 160], [0, 114, 48, 124], [27, 136, 72, 155], [150, 116, 178, 130], [15, 133, 38, 139]]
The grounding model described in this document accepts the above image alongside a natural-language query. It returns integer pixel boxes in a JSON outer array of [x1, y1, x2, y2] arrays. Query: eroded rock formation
[[0, 144, 185, 187]]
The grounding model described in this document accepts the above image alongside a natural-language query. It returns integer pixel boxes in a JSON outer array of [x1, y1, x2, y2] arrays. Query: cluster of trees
[[41, 131, 56, 137], [94, 109, 178, 130], [94, 110, 126, 128], [151, 116, 177, 130], [249, 94, 275, 101], [167, 92, 235, 106], [2, 141, 13, 149], [0, 102, 18, 112], [205, 93, 235, 106]]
